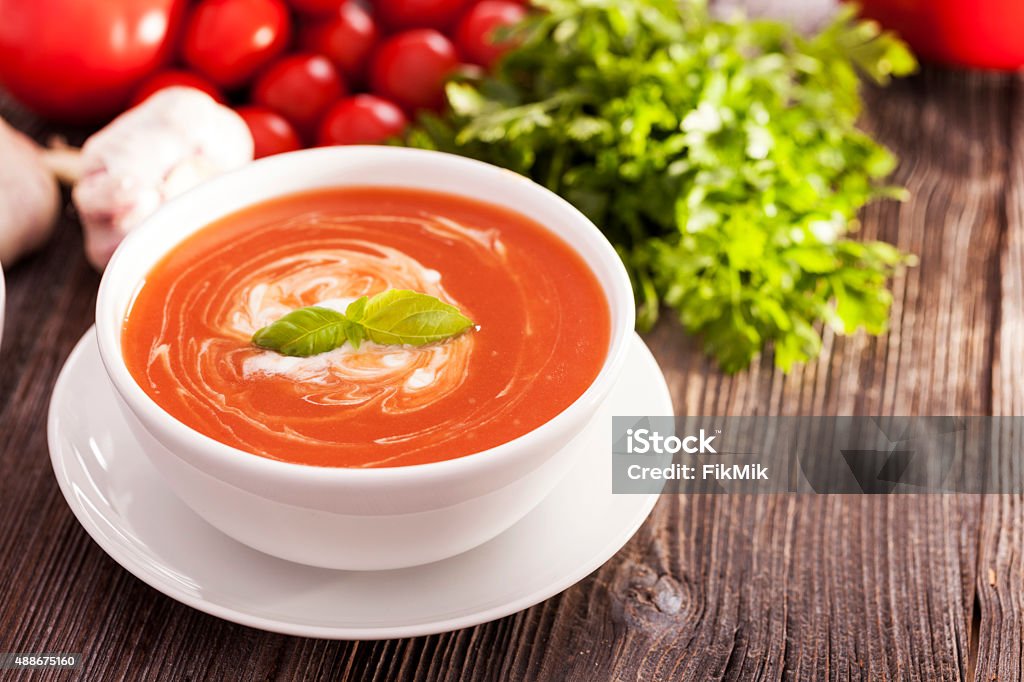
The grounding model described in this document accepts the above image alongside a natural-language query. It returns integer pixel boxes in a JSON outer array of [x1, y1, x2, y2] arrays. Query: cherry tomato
[[373, 0, 471, 30], [252, 54, 347, 139], [299, 2, 379, 81], [131, 70, 225, 106], [236, 106, 302, 158], [182, 0, 291, 88], [369, 30, 459, 112], [454, 1, 527, 68], [0, 0, 184, 123], [287, 0, 343, 14], [318, 95, 409, 146]]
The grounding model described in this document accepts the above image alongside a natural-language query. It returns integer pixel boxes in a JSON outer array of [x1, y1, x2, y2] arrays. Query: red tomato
[[299, 2, 379, 80], [182, 0, 291, 88], [131, 70, 225, 106], [856, 0, 1024, 70], [318, 95, 409, 145], [0, 0, 184, 123], [454, 1, 527, 69], [287, 0, 342, 14], [369, 30, 459, 112], [236, 106, 302, 158], [252, 54, 347, 139], [373, 0, 471, 30]]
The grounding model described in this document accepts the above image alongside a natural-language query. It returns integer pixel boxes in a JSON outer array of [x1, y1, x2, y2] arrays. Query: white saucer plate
[[48, 329, 672, 640]]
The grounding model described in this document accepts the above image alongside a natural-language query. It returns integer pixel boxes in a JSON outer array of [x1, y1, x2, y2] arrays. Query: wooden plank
[[975, 73, 1024, 682]]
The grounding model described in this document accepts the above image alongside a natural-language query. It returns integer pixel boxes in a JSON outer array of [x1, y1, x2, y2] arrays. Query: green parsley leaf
[[406, 0, 917, 373]]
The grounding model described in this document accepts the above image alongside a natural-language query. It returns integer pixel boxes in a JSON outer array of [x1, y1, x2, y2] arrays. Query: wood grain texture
[[975, 73, 1024, 682], [1, 69, 1022, 681]]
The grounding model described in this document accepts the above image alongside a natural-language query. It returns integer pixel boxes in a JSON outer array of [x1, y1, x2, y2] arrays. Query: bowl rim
[[95, 146, 635, 484]]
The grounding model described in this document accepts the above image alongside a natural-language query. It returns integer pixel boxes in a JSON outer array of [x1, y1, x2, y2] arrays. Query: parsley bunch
[[408, 0, 917, 372]]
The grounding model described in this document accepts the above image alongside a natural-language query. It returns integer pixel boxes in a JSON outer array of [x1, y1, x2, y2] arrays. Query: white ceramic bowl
[[95, 147, 635, 570]]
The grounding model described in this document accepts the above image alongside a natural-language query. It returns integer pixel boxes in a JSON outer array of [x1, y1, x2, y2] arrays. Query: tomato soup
[[122, 187, 611, 468]]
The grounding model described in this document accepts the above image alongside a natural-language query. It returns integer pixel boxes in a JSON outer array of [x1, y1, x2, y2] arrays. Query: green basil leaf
[[346, 295, 368, 322], [252, 306, 355, 357], [344, 296, 369, 349], [251, 291, 475, 356], [343, 320, 365, 350], [359, 289, 476, 346]]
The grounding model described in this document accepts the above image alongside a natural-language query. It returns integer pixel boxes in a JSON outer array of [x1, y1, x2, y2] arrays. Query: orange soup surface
[[122, 187, 611, 467]]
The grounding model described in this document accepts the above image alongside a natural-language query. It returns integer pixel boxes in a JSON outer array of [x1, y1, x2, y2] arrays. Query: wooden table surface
[[1, 67, 1022, 681]]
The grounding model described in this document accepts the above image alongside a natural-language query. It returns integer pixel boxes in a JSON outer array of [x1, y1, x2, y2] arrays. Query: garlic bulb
[[72, 87, 254, 269], [0, 117, 59, 266]]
